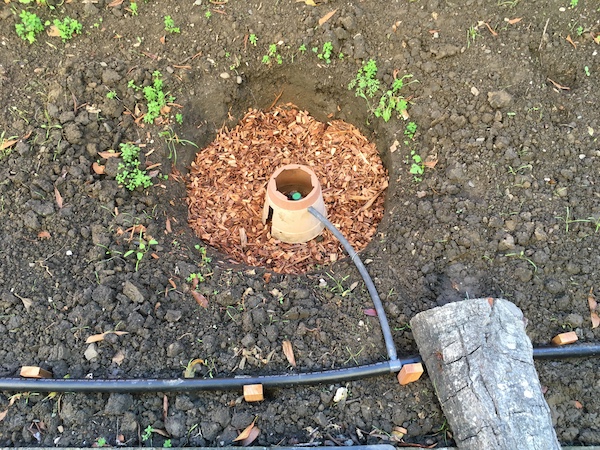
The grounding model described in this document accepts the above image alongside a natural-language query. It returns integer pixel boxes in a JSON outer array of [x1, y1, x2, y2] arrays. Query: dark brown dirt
[[0, 0, 599, 447]]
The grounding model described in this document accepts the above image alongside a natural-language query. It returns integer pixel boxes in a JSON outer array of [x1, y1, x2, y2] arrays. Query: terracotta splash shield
[[262, 164, 327, 243]]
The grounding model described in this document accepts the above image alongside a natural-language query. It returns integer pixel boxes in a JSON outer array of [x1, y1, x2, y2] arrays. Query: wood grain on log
[[410, 298, 560, 450]]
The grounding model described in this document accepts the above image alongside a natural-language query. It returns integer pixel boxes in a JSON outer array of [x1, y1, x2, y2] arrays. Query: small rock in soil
[[84, 344, 98, 361], [123, 280, 146, 304], [487, 90, 513, 109], [165, 309, 182, 322], [104, 393, 133, 415], [166, 341, 184, 357], [165, 413, 187, 438]]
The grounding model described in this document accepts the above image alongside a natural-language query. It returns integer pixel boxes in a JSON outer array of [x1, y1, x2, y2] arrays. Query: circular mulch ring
[[186, 104, 388, 274]]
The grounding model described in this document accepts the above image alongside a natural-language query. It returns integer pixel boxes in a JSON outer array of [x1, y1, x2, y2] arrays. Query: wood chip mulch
[[186, 104, 388, 274]]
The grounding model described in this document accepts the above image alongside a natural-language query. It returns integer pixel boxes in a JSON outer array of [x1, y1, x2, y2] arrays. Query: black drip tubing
[[0, 345, 597, 393], [307, 206, 401, 370]]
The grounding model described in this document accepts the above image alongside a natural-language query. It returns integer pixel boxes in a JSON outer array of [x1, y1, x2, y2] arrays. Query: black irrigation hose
[[0, 345, 598, 393], [307, 206, 401, 370]]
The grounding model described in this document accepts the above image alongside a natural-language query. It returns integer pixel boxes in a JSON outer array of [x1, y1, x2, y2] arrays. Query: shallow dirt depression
[[186, 102, 388, 274]]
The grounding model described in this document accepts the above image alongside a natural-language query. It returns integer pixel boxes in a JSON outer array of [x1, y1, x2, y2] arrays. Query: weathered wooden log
[[410, 298, 560, 450]]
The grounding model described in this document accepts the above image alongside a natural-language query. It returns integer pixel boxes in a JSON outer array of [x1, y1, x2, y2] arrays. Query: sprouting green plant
[[576, 25, 584, 36], [262, 43, 281, 65], [569, 0, 578, 7], [124, 230, 158, 271], [348, 59, 380, 99], [204, 10, 212, 19], [134, 70, 175, 124], [106, 90, 117, 99], [0, 131, 18, 160], [467, 25, 479, 47], [163, 439, 172, 448], [249, 33, 258, 46], [317, 41, 333, 64], [164, 15, 180, 33], [195, 244, 212, 264], [187, 272, 205, 283], [142, 425, 154, 442], [374, 74, 412, 122], [584, 66, 590, 77], [115, 142, 152, 191], [506, 250, 538, 272], [15, 10, 45, 44], [174, 113, 183, 125], [95, 437, 108, 447], [52, 17, 83, 41], [129, 1, 138, 16], [158, 129, 198, 165], [404, 121, 417, 140], [409, 150, 424, 182], [326, 272, 352, 297], [350, 60, 415, 123], [338, 52, 344, 60], [298, 43, 307, 53]]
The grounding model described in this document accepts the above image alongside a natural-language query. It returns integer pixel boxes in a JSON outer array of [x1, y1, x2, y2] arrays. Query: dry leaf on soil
[[234, 417, 258, 443], [508, 17, 522, 24], [282, 340, 296, 367], [0, 139, 17, 151], [54, 185, 63, 209], [318, 9, 337, 26], [38, 231, 51, 239], [86, 331, 129, 344], [588, 289, 597, 310], [183, 358, 204, 378], [92, 162, 106, 174], [240, 427, 260, 446], [46, 25, 62, 37], [191, 290, 208, 308], [98, 151, 121, 158], [296, 0, 316, 5], [591, 312, 600, 329]]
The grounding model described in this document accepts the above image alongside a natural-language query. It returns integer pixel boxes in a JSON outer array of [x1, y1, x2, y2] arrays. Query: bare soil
[[0, 0, 599, 447]]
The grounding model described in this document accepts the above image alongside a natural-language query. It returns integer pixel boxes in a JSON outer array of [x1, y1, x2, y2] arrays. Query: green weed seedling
[[164, 15, 180, 33], [262, 43, 282, 65], [129, 1, 138, 16], [204, 10, 212, 19], [15, 10, 44, 44], [0, 131, 19, 159], [129, 71, 175, 124], [298, 43, 307, 54], [124, 231, 158, 271], [404, 121, 417, 141], [52, 17, 83, 41], [187, 272, 205, 283], [374, 74, 413, 122], [159, 129, 198, 165], [249, 33, 258, 46], [348, 59, 380, 100], [194, 244, 212, 264], [409, 150, 424, 182], [467, 24, 479, 47], [116, 142, 152, 191], [317, 41, 333, 64]]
